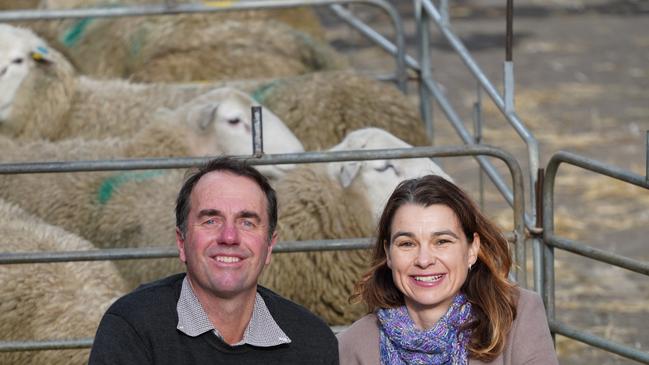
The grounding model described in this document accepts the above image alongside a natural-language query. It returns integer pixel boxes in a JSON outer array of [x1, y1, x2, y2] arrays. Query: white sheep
[[0, 23, 305, 156], [251, 71, 432, 150], [27, 0, 343, 82], [0, 198, 128, 365], [260, 127, 452, 325]]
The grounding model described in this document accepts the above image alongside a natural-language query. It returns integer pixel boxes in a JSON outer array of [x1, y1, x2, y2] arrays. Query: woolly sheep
[[0, 198, 128, 365], [251, 71, 432, 150], [27, 0, 344, 82], [260, 127, 452, 325], [0, 133, 190, 288], [0, 24, 305, 162]]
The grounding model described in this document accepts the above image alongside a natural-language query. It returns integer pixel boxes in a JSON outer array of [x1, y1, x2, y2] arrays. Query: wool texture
[[377, 293, 473, 365]]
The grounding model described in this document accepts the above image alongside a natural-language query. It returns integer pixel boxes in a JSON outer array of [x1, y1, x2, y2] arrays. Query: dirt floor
[[318, 1, 648, 364]]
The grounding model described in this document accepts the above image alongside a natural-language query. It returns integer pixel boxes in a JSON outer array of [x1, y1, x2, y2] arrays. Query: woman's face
[[386, 203, 480, 326]]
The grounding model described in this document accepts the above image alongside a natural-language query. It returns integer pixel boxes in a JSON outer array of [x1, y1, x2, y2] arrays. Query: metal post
[[251, 106, 263, 157], [415, 0, 434, 143]]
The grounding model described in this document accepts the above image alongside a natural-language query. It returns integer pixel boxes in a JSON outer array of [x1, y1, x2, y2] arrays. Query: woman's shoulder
[[337, 314, 381, 365], [514, 287, 545, 313], [337, 313, 379, 343]]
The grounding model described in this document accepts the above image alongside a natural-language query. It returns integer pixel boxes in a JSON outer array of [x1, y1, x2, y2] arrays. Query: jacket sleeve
[[88, 312, 152, 365], [509, 289, 559, 365]]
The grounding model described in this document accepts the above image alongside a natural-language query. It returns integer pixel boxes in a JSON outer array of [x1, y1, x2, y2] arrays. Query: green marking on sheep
[[60, 18, 94, 47], [97, 170, 165, 205], [251, 81, 281, 104]]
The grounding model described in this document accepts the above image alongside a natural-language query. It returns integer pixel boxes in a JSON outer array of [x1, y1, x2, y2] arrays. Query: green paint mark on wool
[[97, 170, 165, 205], [60, 18, 94, 47], [251, 81, 282, 104]]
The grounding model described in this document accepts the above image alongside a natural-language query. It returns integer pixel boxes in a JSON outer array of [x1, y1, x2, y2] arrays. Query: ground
[[319, 1, 648, 364]]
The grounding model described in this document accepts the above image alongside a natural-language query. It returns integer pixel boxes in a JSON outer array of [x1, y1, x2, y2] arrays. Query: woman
[[337, 175, 558, 364]]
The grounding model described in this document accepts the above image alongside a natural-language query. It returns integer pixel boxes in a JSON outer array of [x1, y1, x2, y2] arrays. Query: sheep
[[0, 198, 128, 365], [251, 71, 432, 150], [26, 1, 344, 82], [0, 23, 306, 155], [259, 127, 452, 325], [37, 0, 327, 40]]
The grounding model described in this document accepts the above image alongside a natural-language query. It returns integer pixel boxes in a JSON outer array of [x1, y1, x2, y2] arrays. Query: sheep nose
[[0, 66, 7, 77]]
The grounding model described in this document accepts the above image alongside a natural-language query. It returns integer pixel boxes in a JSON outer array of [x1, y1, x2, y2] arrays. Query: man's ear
[[265, 231, 279, 266], [176, 227, 187, 264]]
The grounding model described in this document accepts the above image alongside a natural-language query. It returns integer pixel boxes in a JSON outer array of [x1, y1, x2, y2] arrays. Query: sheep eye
[[227, 118, 240, 125], [375, 162, 396, 173], [12, 58, 24, 64]]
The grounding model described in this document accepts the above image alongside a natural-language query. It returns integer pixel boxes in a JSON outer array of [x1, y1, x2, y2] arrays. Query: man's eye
[[396, 241, 415, 248], [241, 220, 255, 228]]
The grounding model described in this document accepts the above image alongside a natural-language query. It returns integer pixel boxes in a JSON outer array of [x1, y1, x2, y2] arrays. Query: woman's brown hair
[[353, 175, 518, 361]]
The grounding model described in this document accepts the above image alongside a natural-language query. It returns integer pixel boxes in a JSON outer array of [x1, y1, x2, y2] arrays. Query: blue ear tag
[[36, 46, 49, 54]]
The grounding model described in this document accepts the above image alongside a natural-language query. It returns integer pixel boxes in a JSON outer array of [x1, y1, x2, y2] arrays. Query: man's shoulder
[[107, 273, 185, 317]]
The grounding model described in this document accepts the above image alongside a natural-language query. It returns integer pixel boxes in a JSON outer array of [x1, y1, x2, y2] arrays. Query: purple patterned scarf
[[377, 293, 473, 365]]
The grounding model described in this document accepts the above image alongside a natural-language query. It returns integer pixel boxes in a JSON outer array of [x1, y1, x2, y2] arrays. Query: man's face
[[176, 171, 276, 300]]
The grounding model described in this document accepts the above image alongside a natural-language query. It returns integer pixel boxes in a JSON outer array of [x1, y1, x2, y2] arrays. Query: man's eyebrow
[[197, 209, 221, 219], [237, 210, 261, 221]]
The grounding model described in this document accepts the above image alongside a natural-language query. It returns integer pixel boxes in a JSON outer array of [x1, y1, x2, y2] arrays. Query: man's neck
[[189, 279, 257, 345]]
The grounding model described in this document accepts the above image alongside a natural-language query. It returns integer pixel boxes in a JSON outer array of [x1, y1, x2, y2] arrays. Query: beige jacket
[[337, 288, 559, 365]]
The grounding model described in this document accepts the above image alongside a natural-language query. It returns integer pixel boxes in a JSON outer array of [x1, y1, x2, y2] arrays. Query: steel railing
[[542, 150, 649, 364]]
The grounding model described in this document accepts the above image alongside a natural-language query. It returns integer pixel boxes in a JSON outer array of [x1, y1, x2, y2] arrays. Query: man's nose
[[217, 222, 240, 245]]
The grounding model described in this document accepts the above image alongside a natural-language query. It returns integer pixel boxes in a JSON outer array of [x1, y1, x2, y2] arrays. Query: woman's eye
[[436, 239, 451, 246], [396, 240, 414, 248]]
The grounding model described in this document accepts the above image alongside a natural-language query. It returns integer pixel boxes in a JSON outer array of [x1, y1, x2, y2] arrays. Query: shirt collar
[[177, 276, 291, 347]]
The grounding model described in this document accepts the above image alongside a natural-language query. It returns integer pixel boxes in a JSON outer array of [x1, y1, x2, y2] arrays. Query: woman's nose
[[414, 246, 436, 268]]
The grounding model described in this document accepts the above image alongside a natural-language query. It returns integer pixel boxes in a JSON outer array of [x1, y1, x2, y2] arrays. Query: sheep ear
[[30, 46, 53, 65], [337, 161, 361, 188], [197, 104, 218, 130]]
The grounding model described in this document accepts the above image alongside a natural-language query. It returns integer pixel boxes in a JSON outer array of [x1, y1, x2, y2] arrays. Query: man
[[89, 157, 338, 364]]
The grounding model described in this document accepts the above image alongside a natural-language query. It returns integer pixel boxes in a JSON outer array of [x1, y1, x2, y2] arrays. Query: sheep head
[[156, 87, 304, 179], [326, 127, 453, 223], [0, 23, 76, 137]]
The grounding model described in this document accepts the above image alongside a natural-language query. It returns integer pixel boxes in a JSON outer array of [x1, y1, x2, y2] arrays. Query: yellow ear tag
[[31, 52, 44, 61]]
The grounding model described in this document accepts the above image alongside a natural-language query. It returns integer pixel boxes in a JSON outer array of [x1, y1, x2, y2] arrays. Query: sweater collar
[[176, 276, 291, 347]]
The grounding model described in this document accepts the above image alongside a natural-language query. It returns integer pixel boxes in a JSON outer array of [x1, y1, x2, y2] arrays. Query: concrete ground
[[319, 1, 649, 364]]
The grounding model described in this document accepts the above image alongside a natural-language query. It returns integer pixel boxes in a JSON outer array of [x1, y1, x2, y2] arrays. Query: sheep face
[[326, 127, 453, 222], [0, 25, 53, 122], [168, 87, 304, 179]]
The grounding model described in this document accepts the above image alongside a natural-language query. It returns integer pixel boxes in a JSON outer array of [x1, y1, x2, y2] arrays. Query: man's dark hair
[[175, 157, 278, 240]]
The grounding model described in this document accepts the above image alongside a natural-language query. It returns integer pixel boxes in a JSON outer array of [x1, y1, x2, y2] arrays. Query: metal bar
[[0, 144, 513, 173], [504, 61, 515, 113], [543, 150, 649, 347], [546, 235, 649, 276], [0, 0, 393, 21], [415, 0, 434, 142], [533, 168, 545, 295], [0, 338, 93, 352], [328, 3, 409, 90], [646, 130, 648, 184], [550, 320, 649, 364], [506, 0, 513, 62], [251, 106, 263, 157], [0, 238, 373, 264], [420, 0, 539, 231]]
